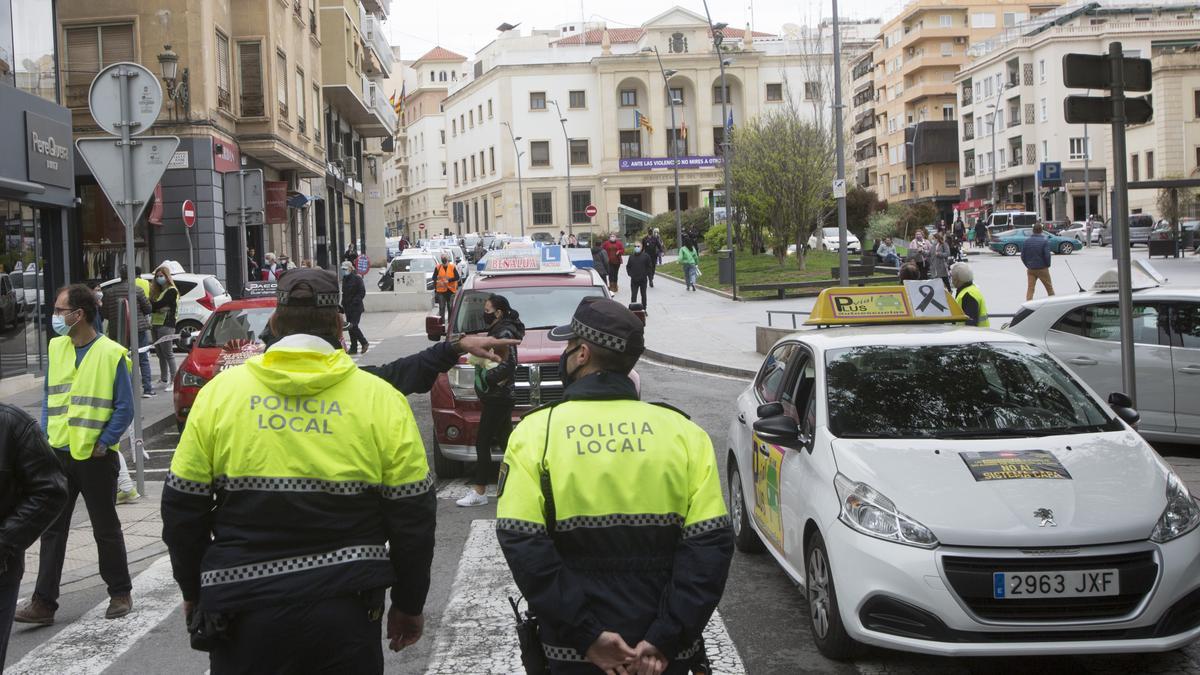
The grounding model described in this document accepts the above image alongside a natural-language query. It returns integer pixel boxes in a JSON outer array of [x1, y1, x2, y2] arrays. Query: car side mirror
[[753, 414, 805, 448], [1107, 392, 1140, 428], [181, 333, 195, 351], [425, 315, 445, 342], [757, 402, 783, 419]]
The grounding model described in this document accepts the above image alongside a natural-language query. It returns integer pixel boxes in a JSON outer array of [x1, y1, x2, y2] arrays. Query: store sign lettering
[[25, 111, 74, 188]]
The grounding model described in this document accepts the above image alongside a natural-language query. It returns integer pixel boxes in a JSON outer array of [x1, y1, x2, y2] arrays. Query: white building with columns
[[436, 7, 876, 240]]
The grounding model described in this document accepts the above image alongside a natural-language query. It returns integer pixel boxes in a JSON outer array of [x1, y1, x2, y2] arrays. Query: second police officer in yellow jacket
[[497, 297, 734, 674]]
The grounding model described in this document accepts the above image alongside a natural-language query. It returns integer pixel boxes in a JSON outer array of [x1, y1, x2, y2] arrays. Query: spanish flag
[[634, 109, 654, 134], [393, 84, 405, 116]]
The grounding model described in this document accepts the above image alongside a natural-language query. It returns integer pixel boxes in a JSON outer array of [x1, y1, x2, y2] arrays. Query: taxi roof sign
[[1089, 262, 1164, 293], [805, 282, 968, 326], [480, 245, 575, 276]]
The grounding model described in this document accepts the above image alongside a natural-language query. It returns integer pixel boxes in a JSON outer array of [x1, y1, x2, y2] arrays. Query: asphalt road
[[7, 329, 1200, 673]]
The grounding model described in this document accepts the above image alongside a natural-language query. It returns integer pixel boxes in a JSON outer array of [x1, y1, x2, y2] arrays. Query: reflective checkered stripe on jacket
[[46, 335, 130, 459]]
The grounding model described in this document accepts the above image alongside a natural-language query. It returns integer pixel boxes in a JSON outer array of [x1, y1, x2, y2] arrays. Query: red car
[[424, 247, 639, 478], [172, 295, 277, 431]]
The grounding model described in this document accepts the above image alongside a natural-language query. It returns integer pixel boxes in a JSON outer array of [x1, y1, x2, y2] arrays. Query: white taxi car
[[728, 283, 1200, 659]]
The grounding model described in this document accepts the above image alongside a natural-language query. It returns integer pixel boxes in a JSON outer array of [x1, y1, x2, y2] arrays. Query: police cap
[[548, 297, 644, 356], [277, 268, 340, 308]]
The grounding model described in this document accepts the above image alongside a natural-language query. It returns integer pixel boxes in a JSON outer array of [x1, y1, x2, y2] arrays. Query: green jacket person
[[496, 297, 734, 674]]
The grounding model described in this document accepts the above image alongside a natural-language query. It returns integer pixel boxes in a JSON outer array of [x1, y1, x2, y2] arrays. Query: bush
[[641, 207, 712, 250], [704, 223, 727, 253]]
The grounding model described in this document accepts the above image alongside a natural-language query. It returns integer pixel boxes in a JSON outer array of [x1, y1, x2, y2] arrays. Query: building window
[[440, 130, 445, 144], [803, 81, 821, 100], [530, 140, 550, 167], [667, 129, 688, 157], [620, 89, 638, 107], [766, 83, 783, 101], [669, 87, 684, 105], [569, 90, 586, 108], [1040, 98, 1047, 122], [1069, 137, 1091, 160], [571, 190, 591, 224], [478, 104, 483, 122], [939, 14, 953, 27], [569, 139, 589, 165], [619, 130, 642, 158], [295, 68, 306, 132], [480, 151, 486, 177], [942, 104, 955, 120], [441, 162, 446, 176], [275, 50, 288, 119], [488, 99, 493, 117], [1130, 153, 1139, 181], [453, 163, 459, 185], [713, 127, 726, 157], [1146, 151, 1154, 179], [530, 91, 547, 110], [971, 12, 996, 28], [532, 192, 553, 225], [216, 30, 232, 112], [471, 155, 477, 179], [945, 167, 957, 187], [63, 23, 135, 108], [713, 85, 730, 104], [460, 114, 465, 130], [236, 41, 265, 117], [1039, 60, 1046, 82], [452, 119, 457, 135], [312, 83, 321, 138], [469, 110, 474, 127], [489, 146, 495, 172]]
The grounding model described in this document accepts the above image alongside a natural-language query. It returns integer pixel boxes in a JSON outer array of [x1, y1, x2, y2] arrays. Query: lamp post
[[552, 99, 573, 238], [157, 44, 190, 121], [987, 83, 1006, 210], [701, 1, 737, 299], [643, 46, 683, 254], [503, 122, 526, 236], [907, 122, 922, 196]]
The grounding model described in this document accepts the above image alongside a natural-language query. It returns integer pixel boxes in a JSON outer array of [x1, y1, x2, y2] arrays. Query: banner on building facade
[[618, 155, 723, 171], [265, 181, 288, 224]]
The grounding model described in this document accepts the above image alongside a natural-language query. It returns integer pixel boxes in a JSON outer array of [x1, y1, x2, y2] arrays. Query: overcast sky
[[385, 0, 902, 60]]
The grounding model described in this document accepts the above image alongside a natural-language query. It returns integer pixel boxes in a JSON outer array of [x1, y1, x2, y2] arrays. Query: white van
[[986, 211, 1037, 234]]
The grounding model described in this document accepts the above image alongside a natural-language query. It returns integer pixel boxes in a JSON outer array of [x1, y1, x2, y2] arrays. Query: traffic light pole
[[1107, 41, 1137, 405]]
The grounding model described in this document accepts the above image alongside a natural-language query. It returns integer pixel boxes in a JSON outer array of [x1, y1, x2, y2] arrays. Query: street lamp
[[156, 44, 190, 121], [502, 121, 526, 236], [551, 99, 574, 238], [701, 1, 737, 299], [642, 46, 683, 253], [986, 83, 1006, 211], [906, 122, 922, 197]]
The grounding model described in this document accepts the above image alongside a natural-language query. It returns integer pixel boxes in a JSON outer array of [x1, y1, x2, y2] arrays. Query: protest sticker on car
[[960, 450, 1072, 482]]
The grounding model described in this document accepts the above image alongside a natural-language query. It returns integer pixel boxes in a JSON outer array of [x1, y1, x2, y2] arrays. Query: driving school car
[[728, 282, 1200, 660]]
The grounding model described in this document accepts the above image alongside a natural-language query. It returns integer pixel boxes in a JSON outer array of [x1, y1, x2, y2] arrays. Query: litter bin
[[718, 248, 733, 284], [1182, 230, 1195, 255]]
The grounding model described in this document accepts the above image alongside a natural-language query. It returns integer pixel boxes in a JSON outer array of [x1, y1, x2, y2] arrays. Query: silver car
[[1006, 284, 1200, 444]]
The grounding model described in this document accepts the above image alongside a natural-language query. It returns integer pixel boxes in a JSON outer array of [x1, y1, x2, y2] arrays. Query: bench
[[828, 256, 877, 279], [742, 275, 895, 300]]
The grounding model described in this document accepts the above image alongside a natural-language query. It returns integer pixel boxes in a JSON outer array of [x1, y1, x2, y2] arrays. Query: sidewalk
[[7, 376, 179, 442]]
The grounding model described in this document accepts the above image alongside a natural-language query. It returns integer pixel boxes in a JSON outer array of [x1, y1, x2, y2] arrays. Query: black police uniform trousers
[[209, 591, 384, 674], [34, 450, 131, 608]]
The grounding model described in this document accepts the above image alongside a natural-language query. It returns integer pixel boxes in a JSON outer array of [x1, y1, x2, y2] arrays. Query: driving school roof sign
[[805, 283, 967, 326], [481, 245, 573, 275]]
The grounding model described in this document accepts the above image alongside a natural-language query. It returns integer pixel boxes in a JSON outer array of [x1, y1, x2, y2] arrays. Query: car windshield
[[822, 227, 839, 237], [454, 285, 605, 333], [392, 257, 437, 273], [198, 307, 274, 347], [825, 342, 1122, 439]]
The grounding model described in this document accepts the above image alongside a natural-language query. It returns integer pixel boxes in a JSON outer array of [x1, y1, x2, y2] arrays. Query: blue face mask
[[155, 275, 166, 285], [634, 246, 642, 254], [52, 311, 77, 336]]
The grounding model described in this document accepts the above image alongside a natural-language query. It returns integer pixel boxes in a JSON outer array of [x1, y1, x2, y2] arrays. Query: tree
[[845, 187, 884, 238], [1156, 178, 1198, 240]]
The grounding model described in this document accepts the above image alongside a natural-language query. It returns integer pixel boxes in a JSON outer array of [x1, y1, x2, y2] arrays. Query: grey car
[[1096, 214, 1155, 247]]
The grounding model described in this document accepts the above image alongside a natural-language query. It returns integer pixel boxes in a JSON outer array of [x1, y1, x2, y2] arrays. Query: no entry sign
[[584, 204, 598, 218], [181, 199, 196, 228]]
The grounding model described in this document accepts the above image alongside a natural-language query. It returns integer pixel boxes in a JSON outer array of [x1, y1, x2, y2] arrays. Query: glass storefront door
[[0, 199, 46, 380]]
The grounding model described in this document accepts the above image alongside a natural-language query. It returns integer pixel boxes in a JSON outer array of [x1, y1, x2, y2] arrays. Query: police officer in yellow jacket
[[497, 297, 734, 674], [161, 269, 435, 674]]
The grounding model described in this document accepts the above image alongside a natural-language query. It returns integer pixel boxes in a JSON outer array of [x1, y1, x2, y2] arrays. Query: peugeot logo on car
[[1034, 508, 1057, 527]]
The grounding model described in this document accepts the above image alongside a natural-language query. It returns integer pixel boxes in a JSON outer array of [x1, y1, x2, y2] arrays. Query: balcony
[[852, 111, 875, 135], [360, 0, 390, 17], [368, 82, 398, 134], [901, 52, 962, 76], [852, 87, 874, 108], [962, 124, 974, 141], [905, 120, 958, 167], [901, 25, 968, 48], [964, 161, 975, 178], [961, 86, 973, 106], [362, 15, 394, 75], [1009, 147, 1023, 167], [904, 81, 955, 101]]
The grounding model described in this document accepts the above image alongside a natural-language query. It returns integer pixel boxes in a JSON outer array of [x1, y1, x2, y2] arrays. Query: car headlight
[[834, 473, 939, 549], [179, 371, 207, 388], [448, 364, 478, 401], [1150, 472, 1200, 543]]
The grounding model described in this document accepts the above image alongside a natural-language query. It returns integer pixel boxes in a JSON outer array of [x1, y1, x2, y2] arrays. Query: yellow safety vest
[[151, 285, 179, 327], [956, 284, 990, 328], [46, 334, 131, 459], [496, 399, 728, 536], [135, 277, 151, 300]]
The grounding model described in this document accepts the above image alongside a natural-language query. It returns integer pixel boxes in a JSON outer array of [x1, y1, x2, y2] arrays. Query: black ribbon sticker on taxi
[[960, 450, 1072, 482]]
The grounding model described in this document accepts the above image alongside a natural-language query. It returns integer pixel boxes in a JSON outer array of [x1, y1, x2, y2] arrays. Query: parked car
[[989, 227, 1083, 256], [530, 231, 556, 244], [100, 263, 230, 351], [1060, 221, 1103, 244], [808, 226, 862, 254], [1095, 214, 1155, 247], [1150, 219, 1200, 241], [0, 273, 18, 328]]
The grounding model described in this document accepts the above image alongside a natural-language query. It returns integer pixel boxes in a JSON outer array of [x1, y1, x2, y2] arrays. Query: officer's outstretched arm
[[495, 418, 605, 656], [643, 426, 734, 660], [380, 391, 437, 615], [162, 386, 218, 602]]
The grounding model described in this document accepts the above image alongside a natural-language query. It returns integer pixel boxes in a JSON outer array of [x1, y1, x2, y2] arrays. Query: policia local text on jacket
[[497, 297, 734, 673], [161, 269, 435, 673]]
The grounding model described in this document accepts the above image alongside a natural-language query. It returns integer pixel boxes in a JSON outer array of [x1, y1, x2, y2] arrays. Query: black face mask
[[482, 310, 497, 326], [559, 344, 583, 386]]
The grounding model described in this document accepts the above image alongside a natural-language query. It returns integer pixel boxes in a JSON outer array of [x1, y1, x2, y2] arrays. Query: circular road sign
[[584, 204, 598, 218], [355, 254, 370, 275], [418, 223, 426, 230], [88, 62, 163, 137], [181, 200, 197, 228]]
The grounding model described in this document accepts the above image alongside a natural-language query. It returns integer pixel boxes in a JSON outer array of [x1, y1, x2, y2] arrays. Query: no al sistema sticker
[[960, 450, 1072, 482]]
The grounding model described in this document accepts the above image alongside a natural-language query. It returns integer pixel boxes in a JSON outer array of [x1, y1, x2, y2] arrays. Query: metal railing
[[362, 15, 393, 73], [368, 82, 398, 132]]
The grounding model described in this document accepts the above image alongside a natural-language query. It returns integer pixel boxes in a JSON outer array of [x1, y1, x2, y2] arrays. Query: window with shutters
[[569, 139, 589, 165], [237, 41, 265, 117], [312, 83, 321, 140], [530, 141, 550, 167], [276, 51, 288, 120], [216, 31, 232, 112], [63, 24, 135, 108], [296, 68, 306, 133]]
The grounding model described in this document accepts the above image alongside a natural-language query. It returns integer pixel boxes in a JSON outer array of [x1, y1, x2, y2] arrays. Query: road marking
[[7, 555, 182, 675], [425, 520, 745, 674]]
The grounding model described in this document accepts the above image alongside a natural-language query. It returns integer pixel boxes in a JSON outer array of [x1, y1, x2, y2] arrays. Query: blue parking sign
[[1039, 162, 1062, 186]]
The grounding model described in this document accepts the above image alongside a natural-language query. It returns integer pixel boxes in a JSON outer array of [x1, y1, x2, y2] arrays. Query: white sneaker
[[455, 492, 488, 507], [165, 382, 174, 392]]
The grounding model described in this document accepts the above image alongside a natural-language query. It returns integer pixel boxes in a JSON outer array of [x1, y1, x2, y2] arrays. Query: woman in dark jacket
[[591, 244, 609, 286], [340, 261, 369, 354], [457, 294, 526, 507]]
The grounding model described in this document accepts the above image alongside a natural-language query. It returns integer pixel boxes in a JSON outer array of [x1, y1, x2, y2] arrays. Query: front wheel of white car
[[806, 531, 857, 660], [728, 461, 764, 553]]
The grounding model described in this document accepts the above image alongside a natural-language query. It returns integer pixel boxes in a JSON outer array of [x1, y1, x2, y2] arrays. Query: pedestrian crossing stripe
[[424, 519, 746, 674]]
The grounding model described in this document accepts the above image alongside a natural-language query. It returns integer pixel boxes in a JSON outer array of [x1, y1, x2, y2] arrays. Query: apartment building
[[955, 2, 1200, 221], [319, 0, 396, 268], [59, 0, 327, 288], [438, 7, 874, 239], [852, 0, 1063, 222]]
